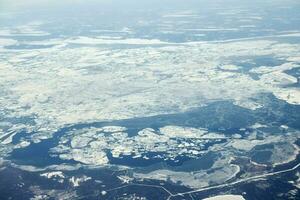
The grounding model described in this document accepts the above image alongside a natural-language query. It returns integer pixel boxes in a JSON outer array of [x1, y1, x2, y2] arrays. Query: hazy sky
[[1, 0, 297, 11]]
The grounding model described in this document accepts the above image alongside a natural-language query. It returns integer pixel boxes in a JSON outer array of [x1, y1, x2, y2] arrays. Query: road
[[167, 162, 300, 199], [106, 162, 300, 199]]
